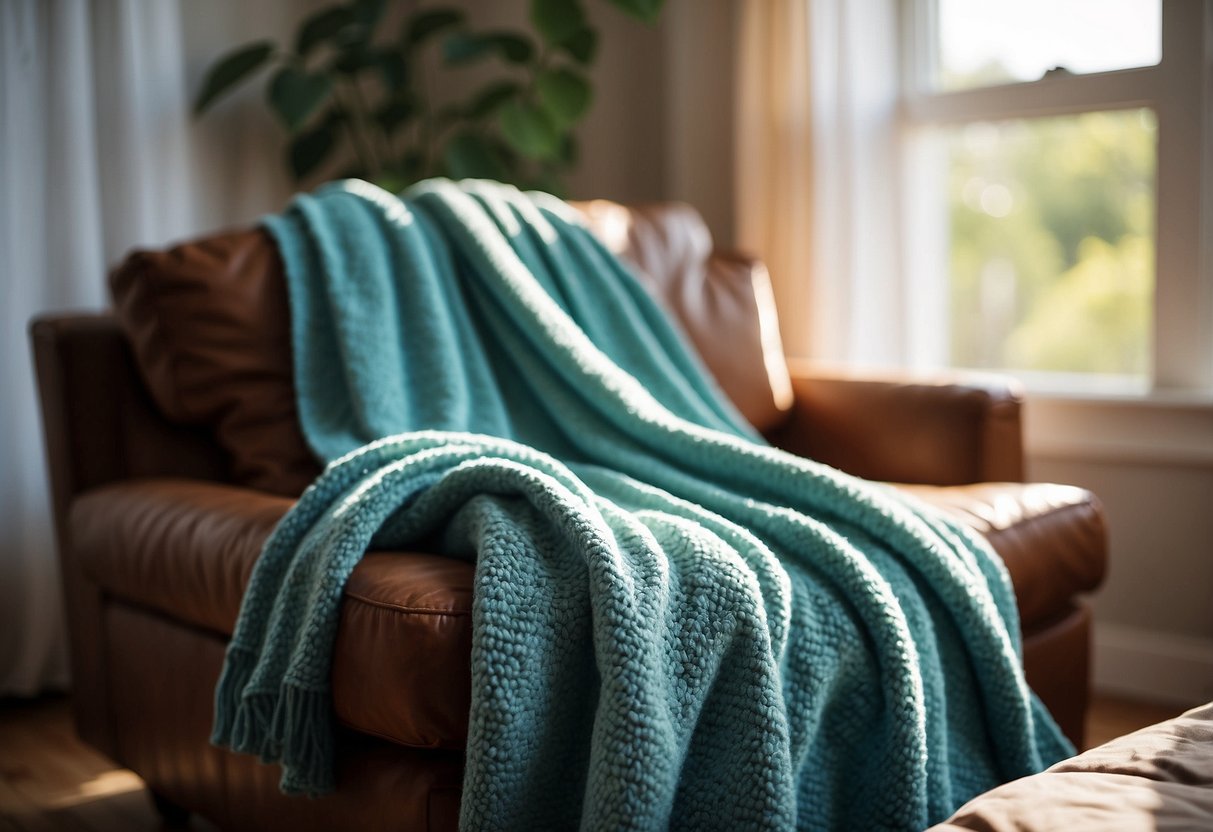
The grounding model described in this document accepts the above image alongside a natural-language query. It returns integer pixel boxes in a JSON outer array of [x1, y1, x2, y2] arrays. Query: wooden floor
[[0, 695, 216, 832], [1084, 693, 1184, 749], [0, 693, 1188, 831]]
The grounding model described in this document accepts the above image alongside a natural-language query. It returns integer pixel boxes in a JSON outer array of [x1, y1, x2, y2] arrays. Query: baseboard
[[1093, 623, 1213, 706]]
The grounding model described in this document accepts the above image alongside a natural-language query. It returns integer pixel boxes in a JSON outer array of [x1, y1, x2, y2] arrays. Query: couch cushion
[[72, 479, 475, 750], [899, 482, 1107, 630], [109, 200, 792, 497], [72, 476, 1104, 752], [109, 229, 321, 497]]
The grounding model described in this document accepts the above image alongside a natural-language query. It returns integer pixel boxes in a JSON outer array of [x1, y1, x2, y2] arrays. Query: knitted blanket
[[211, 178, 1071, 831]]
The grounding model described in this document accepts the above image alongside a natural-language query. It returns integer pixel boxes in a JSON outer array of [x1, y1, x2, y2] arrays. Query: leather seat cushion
[[108, 202, 792, 497], [72, 477, 1104, 751], [897, 482, 1107, 630]]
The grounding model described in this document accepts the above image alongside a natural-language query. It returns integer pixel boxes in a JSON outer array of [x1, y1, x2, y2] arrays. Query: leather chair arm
[[71, 479, 294, 636], [31, 313, 229, 532], [72, 477, 478, 752], [31, 313, 230, 754], [767, 359, 1025, 485]]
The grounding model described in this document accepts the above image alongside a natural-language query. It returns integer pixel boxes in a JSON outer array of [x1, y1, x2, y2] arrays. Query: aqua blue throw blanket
[[212, 178, 1071, 830]]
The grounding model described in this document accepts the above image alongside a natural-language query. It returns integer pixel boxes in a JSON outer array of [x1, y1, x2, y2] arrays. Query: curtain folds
[[735, 0, 902, 364], [1, 0, 113, 696], [736, 0, 815, 358], [0, 0, 297, 696]]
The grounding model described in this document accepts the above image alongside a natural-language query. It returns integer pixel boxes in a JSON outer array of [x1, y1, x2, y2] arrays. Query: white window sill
[[1023, 385, 1213, 466]]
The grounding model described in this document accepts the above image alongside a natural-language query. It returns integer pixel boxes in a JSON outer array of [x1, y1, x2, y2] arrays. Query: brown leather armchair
[[31, 199, 1106, 831]]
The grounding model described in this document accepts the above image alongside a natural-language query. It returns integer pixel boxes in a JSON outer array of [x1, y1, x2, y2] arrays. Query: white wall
[[566, 3, 667, 203], [662, 0, 738, 247], [180, 1, 328, 236], [1027, 398, 1213, 705]]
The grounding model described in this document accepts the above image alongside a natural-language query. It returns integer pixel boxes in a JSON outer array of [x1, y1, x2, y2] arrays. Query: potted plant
[[194, 0, 664, 195]]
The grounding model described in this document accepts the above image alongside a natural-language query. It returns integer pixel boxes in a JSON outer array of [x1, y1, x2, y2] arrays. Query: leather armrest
[[31, 314, 229, 755], [767, 360, 1025, 485], [31, 313, 230, 531], [895, 483, 1106, 628], [73, 477, 477, 751], [72, 478, 294, 636]]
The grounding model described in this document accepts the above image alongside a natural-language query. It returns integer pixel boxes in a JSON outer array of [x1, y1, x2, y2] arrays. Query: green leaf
[[333, 44, 377, 73], [398, 150, 427, 181], [498, 100, 559, 159], [376, 97, 415, 133], [607, 0, 664, 24], [193, 41, 274, 114], [489, 32, 535, 64], [536, 67, 591, 125], [288, 120, 337, 179], [404, 8, 465, 44], [443, 132, 510, 180], [558, 132, 579, 166], [529, 168, 567, 198], [444, 32, 535, 65], [351, 0, 388, 28], [559, 26, 598, 64], [268, 67, 333, 131], [465, 82, 521, 119], [296, 7, 354, 56], [372, 171, 408, 192], [375, 50, 407, 91], [531, 0, 585, 46], [443, 32, 491, 64]]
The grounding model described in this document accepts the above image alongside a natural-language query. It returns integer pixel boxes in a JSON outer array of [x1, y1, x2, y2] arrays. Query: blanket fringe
[[212, 647, 335, 796], [276, 683, 336, 796], [212, 649, 283, 762], [233, 691, 280, 761], [210, 645, 254, 747]]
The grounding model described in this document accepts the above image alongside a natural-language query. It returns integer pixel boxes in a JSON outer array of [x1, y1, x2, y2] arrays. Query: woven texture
[[211, 179, 1071, 831]]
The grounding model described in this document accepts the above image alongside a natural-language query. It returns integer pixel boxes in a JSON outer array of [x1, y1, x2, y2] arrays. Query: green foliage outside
[[946, 107, 1156, 377], [193, 0, 664, 196]]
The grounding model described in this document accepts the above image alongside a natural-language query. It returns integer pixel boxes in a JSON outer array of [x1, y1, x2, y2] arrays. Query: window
[[899, 0, 1212, 394], [935, 0, 1161, 90]]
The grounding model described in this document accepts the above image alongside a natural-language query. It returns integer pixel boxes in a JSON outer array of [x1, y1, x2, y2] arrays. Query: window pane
[[939, 109, 1156, 378], [936, 0, 1161, 91]]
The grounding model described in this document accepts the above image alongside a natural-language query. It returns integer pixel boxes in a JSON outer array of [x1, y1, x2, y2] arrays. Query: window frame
[[896, 0, 1213, 395]]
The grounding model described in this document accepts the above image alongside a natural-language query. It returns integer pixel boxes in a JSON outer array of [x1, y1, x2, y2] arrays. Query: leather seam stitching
[[344, 592, 472, 617]]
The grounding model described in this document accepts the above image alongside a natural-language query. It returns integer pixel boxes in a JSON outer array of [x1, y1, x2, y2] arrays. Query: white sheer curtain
[[735, 0, 902, 365], [0, 0, 194, 696], [0, 0, 300, 696]]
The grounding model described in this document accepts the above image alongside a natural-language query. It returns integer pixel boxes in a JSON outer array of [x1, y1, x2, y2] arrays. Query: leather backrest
[[570, 201, 793, 433], [110, 230, 321, 495], [110, 198, 793, 496]]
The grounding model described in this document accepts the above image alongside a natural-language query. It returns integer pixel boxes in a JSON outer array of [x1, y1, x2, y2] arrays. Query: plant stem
[[335, 82, 380, 177], [416, 52, 435, 176], [347, 76, 394, 171]]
